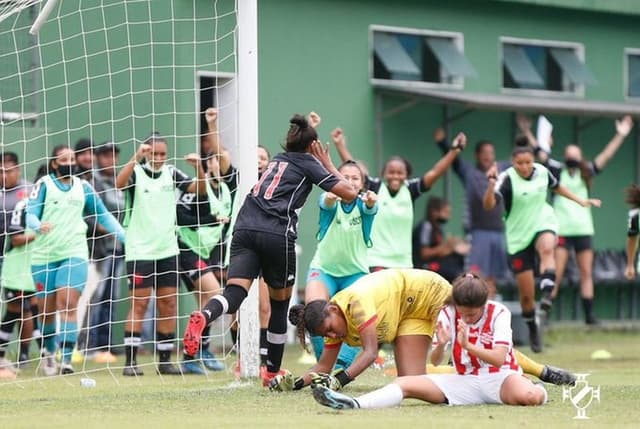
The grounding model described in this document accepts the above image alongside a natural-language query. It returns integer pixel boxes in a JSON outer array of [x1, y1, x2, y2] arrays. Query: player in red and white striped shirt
[[312, 273, 547, 409]]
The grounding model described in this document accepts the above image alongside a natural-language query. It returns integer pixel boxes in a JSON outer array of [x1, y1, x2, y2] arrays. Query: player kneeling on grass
[[312, 273, 547, 409], [269, 268, 452, 392]]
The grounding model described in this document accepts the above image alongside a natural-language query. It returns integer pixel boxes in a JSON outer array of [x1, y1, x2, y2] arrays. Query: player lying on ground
[[312, 273, 547, 409]]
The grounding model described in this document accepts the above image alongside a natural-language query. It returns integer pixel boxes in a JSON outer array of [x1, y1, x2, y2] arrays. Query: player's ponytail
[[284, 114, 318, 153], [288, 300, 329, 350]]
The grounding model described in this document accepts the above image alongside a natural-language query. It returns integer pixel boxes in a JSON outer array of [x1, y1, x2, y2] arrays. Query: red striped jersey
[[438, 301, 520, 375]]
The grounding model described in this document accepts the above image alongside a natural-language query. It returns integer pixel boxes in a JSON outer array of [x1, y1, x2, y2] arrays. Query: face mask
[[143, 161, 162, 173], [436, 217, 449, 225], [56, 164, 75, 177], [565, 158, 580, 169]]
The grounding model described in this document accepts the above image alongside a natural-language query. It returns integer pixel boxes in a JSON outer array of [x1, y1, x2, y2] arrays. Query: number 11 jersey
[[233, 152, 339, 239]]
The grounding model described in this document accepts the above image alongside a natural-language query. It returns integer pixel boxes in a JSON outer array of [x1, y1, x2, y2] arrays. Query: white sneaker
[[0, 357, 17, 373], [41, 351, 58, 376], [60, 362, 75, 375]]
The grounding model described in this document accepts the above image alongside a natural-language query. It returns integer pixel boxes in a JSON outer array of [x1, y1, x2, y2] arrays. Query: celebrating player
[[332, 128, 466, 271], [183, 113, 358, 385], [483, 145, 600, 352], [304, 160, 378, 369], [28, 145, 125, 375], [116, 134, 206, 376]]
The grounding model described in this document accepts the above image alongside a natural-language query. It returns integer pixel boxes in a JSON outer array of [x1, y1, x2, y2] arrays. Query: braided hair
[[288, 300, 329, 350]]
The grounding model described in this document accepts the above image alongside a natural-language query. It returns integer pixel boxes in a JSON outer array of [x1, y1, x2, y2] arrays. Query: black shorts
[[126, 255, 179, 289], [557, 235, 593, 253], [227, 229, 296, 289], [178, 246, 212, 292], [2, 288, 36, 311], [508, 231, 555, 274], [208, 242, 227, 269]]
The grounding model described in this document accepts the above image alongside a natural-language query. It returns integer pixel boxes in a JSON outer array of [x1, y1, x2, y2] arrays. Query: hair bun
[[288, 304, 305, 326], [289, 114, 308, 129]]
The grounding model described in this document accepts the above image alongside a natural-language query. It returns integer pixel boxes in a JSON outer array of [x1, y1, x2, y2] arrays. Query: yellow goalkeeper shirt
[[325, 269, 451, 348]]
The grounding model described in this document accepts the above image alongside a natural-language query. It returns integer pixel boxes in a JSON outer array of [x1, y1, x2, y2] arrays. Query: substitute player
[[304, 160, 378, 369], [483, 145, 600, 352], [0, 199, 37, 377], [270, 268, 452, 391], [312, 273, 547, 409], [28, 145, 125, 375], [116, 134, 206, 376]]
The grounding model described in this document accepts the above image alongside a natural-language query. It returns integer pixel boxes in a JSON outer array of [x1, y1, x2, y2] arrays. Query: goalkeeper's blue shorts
[[32, 257, 88, 297], [305, 269, 366, 298]]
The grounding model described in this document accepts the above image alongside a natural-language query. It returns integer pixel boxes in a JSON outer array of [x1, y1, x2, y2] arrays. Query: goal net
[[0, 0, 260, 384]]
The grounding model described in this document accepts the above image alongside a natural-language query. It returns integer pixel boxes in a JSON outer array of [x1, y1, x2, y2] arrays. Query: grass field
[[1, 325, 639, 429]]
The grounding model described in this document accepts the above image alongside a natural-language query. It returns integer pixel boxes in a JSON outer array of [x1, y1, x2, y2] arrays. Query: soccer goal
[[0, 0, 260, 383]]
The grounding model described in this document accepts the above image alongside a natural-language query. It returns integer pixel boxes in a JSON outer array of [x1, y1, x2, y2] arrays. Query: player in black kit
[[183, 113, 357, 384]]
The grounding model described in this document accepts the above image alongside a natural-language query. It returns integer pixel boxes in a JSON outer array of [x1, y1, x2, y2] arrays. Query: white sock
[[355, 383, 404, 409]]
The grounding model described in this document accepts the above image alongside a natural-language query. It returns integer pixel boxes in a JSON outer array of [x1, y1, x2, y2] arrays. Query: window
[[501, 38, 596, 95], [198, 71, 237, 156], [625, 49, 640, 99], [371, 26, 476, 88]]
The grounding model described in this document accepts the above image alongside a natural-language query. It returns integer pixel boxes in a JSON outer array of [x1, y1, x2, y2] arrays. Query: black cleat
[[528, 320, 543, 354], [311, 385, 359, 410], [122, 364, 144, 376], [540, 365, 576, 386], [586, 316, 600, 326], [540, 286, 554, 313], [156, 362, 181, 375]]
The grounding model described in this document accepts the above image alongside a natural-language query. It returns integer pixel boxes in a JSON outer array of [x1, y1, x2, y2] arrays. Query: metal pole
[[237, 0, 260, 379]]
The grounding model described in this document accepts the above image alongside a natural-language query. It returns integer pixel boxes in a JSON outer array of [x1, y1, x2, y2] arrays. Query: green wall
[[258, 0, 640, 277], [1, 0, 638, 295]]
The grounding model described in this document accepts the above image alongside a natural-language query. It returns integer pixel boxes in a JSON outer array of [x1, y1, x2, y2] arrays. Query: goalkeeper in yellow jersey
[[271, 268, 452, 391]]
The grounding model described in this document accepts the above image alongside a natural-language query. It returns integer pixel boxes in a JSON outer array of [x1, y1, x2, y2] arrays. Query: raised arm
[[422, 132, 467, 189], [310, 141, 358, 202], [204, 108, 232, 175], [433, 128, 468, 184], [516, 114, 549, 163], [483, 162, 499, 210], [593, 115, 633, 170], [184, 153, 207, 195], [116, 144, 150, 189], [331, 128, 355, 164]]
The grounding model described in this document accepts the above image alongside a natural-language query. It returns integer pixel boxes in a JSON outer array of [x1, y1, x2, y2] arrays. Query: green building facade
[[1, 0, 639, 320]]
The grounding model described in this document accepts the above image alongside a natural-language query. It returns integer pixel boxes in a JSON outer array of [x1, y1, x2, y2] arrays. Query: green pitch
[[1, 326, 639, 429]]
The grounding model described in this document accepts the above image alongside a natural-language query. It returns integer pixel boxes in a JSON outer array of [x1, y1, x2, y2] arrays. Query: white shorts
[[426, 370, 522, 405]]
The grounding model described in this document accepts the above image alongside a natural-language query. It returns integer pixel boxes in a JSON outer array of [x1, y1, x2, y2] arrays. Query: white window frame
[[369, 24, 466, 90], [196, 70, 238, 160], [624, 48, 640, 101], [499, 36, 586, 98]]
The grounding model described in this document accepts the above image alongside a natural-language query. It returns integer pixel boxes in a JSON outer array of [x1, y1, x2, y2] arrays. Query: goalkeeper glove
[[310, 368, 353, 391], [268, 371, 304, 392]]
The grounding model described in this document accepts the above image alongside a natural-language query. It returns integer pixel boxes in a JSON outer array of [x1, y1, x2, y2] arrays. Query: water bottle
[[80, 377, 96, 388]]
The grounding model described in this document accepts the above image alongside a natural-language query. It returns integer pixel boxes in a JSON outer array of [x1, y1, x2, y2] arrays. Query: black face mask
[[565, 159, 580, 169], [56, 164, 75, 177], [436, 217, 449, 225]]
